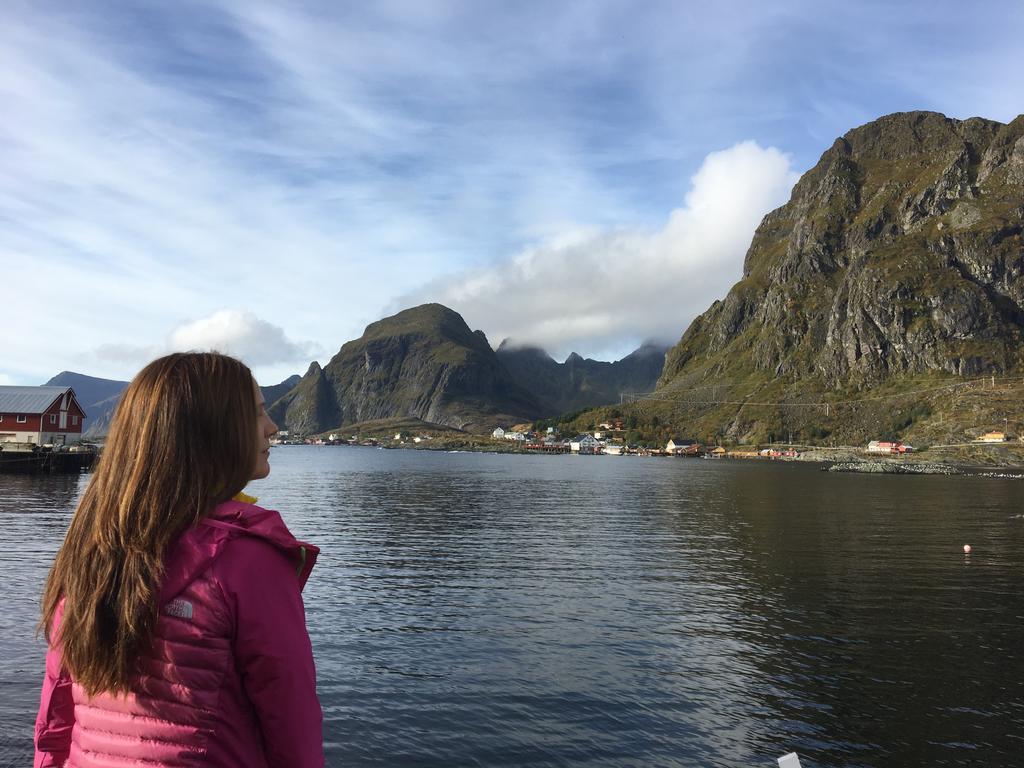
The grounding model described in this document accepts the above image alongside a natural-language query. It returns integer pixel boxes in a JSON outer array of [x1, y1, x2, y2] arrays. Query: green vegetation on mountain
[[590, 111, 1024, 448]]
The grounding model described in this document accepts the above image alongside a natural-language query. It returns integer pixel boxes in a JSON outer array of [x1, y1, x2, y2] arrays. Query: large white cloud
[[169, 310, 321, 365], [89, 310, 320, 377], [398, 141, 799, 359]]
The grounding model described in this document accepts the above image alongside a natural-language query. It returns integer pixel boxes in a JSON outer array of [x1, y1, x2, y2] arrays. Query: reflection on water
[[2, 449, 1022, 767]]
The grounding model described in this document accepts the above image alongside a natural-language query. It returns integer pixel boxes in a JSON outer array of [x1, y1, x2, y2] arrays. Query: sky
[[1, 0, 1022, 386]]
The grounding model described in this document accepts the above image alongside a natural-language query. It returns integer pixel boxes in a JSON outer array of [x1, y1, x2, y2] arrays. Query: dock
[[0, 443, 97, 474]]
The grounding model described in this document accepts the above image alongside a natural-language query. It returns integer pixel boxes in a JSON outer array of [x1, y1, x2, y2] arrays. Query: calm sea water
[[2, 448, 1023, 767]]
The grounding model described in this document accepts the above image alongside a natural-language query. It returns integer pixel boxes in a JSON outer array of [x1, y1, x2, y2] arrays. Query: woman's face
[[251, 379, 279, 480]]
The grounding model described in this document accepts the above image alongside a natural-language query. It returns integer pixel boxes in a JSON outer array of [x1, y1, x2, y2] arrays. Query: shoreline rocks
[[827, 461, 960, 475]]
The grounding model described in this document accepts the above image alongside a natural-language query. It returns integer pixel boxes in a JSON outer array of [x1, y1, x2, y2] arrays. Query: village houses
[[866, 440, 913, 454], [492, 426, 532, 442], [569, 434, 600, 454], [665, 437, 698, 453]]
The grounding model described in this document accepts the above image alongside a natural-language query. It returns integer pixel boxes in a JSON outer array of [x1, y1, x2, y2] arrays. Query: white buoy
[[963, 544, 972, 554], [778, 753, 803, 768]]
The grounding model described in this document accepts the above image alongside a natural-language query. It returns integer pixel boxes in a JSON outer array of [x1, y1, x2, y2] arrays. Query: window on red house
[[72, 415, 79, 425], [17, 415, 27, 423], [50, 414, 57, 424]]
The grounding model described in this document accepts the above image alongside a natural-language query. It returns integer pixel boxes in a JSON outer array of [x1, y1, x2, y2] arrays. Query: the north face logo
[[164, 599, 194, 620]]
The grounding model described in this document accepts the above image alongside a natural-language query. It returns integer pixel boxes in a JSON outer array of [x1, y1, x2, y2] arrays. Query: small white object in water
[[963, 544, 972, 554], [778, 753, 802, 768]]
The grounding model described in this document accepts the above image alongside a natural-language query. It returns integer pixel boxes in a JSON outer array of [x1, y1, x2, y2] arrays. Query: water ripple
[[3, 450, 1023, 766]]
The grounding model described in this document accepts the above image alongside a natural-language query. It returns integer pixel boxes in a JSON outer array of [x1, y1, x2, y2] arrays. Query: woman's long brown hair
[[40, 352, 259, 696]]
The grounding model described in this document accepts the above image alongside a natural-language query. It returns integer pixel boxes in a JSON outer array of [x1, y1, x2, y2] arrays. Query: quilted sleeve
[[34, 606, 74, 768], [219, 537, 324, 767]]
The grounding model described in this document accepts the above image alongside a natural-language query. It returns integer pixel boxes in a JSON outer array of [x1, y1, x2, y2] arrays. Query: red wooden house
[[0, 386, 87, 445]]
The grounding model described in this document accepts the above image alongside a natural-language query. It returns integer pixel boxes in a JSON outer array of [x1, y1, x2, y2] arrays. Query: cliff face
[[268, 304, 543, 433], [660, 111, 1024, 390], [497, 341, 668, 414], [259, 374, 301, 407]]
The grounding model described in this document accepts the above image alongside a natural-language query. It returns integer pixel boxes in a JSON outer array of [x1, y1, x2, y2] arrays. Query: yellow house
[[976, 431, 1007, 443], [729, 450, 760, 459]]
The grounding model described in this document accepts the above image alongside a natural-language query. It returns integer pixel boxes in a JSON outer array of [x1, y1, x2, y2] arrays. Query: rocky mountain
[[267, 304, 544, 434], [259, 374, 302, 406], [496, 341, 668, 415], [645, 111, 1024, 445], [46, 372, 128, 436]]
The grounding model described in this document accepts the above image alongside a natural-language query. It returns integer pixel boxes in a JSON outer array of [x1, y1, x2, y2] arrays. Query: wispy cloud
[[1, 0, 1021, 383]]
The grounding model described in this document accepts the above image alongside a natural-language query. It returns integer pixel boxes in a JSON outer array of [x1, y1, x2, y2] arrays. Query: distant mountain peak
[[46, 371, 126, 387], [496, 338, 554, 359], [270, 303, 541, 434], [496, 342, 668, 415], [363, 303, 470, 337], [630, 341, 670, 355]]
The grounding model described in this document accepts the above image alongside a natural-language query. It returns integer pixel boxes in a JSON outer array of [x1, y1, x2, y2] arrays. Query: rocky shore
[[826, 461, 960, 475]]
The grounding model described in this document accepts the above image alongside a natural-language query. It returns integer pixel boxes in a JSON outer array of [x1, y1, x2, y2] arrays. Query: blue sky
[[2, 0, 1022, 386]]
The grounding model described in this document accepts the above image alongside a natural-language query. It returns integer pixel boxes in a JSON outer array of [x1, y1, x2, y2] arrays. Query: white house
[[570, 434, 600, 454], [866, 440, 913, 454], [666, 437, 697, 453], [492, 427, 506, 439]]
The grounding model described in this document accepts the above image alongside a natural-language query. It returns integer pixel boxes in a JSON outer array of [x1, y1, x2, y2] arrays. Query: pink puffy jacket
[[34, 499, 323, 767]]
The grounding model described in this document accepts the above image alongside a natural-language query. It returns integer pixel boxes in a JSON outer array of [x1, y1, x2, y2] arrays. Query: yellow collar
[[232, 491, 258, 504]]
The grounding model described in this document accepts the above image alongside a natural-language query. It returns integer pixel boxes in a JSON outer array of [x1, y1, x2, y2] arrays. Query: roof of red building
[[0, 386, 76, 414]]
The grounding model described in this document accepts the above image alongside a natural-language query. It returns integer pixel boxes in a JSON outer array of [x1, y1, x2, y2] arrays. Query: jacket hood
[[159, 499, 319, 604]]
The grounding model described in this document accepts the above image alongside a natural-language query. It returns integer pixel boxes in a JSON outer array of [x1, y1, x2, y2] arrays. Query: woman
[[34, 352, 323, 767]]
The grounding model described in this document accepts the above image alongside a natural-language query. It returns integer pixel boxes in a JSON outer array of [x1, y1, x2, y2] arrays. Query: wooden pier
[[0, 444, 97, 474]]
